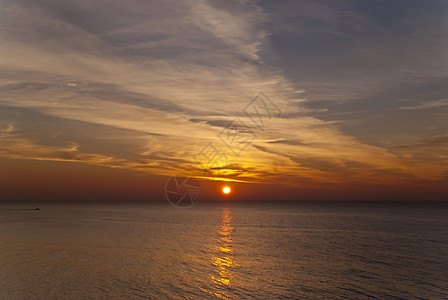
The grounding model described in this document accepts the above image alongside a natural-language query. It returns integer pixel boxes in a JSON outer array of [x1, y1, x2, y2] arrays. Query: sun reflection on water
[[207, 206, 237, 299]]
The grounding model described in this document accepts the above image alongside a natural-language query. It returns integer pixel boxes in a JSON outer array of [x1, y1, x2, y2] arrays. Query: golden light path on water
[[204, 206, 237, 299]]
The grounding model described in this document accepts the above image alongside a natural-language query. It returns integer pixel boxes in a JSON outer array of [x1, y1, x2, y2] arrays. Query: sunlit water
[[1, 202, 447, 299]]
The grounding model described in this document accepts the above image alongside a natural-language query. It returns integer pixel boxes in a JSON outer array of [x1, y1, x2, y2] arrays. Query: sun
[[222, 186, 231, 195]]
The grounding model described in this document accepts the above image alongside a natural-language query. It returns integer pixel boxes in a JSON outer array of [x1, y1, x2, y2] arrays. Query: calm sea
[[0, 202, 447, 299]]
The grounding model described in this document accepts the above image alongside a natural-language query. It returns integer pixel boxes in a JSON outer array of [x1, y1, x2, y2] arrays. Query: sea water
[[1, 202, 447, 299]]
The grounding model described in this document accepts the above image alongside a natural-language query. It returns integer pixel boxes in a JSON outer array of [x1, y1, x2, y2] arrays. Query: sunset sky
[[1, 0, 447, 201]]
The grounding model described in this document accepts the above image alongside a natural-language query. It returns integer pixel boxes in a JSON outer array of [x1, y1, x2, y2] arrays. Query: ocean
[[0, 202, 447, 299]]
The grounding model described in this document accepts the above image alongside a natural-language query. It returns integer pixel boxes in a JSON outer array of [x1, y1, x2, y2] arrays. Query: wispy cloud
[[0, 0, 447, 189], [399, 99, 448, 110]]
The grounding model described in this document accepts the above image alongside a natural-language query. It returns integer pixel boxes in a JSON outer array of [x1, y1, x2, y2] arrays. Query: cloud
[[0, 0, 447, 189], [0, 127, 127, 167], [399, 99, 448, 110], [392, 134, 448, 149]]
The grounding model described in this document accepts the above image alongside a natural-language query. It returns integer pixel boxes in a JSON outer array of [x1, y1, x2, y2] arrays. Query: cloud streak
[[1, 0, 447, 191], [399, 99, 448, 110]]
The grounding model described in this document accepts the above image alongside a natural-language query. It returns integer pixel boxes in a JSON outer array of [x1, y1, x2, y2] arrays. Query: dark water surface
[[1, 202, 447, 299]]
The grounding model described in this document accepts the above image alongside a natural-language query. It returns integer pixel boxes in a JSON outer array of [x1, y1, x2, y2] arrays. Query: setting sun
[[222, 186, 231, 195]]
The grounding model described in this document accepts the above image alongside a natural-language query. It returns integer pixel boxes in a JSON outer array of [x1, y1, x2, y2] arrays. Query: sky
[[1, 0, 447, 201]]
